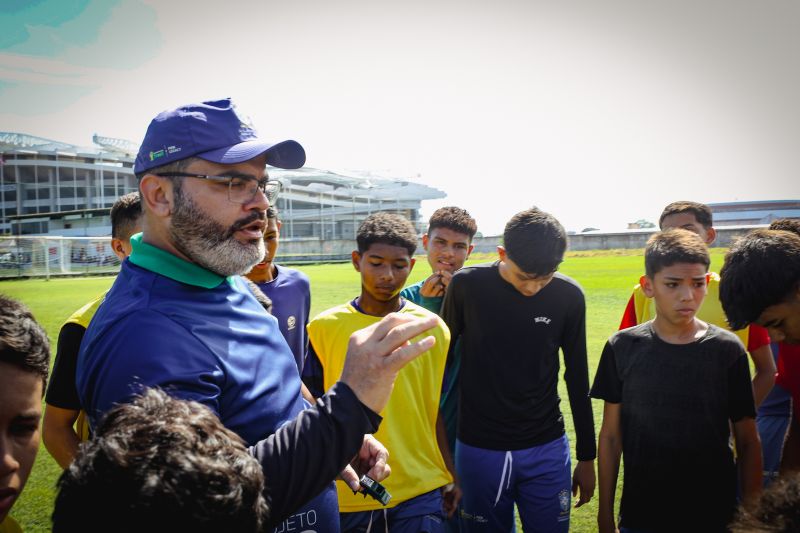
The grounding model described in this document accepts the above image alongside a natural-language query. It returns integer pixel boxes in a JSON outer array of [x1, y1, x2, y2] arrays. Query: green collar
[[127, 233, 234, 289]]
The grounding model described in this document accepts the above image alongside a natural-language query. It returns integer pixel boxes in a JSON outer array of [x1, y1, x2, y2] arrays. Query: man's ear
[[276, 220, 283, 235], [409, 257, 416, 272], [640, 274, 655, 298], [139, 174, 174, 218], [351, 250, 362, 272], [422, 233, 430, 251], [467, 242, 475, 258]]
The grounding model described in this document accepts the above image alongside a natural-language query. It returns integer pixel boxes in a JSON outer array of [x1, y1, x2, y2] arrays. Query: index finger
[[377, 314, 439, 354]]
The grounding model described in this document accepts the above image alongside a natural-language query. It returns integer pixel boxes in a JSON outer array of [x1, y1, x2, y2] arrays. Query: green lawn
[[1, 249, 728, 532]]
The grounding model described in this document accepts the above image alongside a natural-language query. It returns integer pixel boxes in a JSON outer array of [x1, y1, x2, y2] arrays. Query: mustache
[[229, 211, 266, 234]]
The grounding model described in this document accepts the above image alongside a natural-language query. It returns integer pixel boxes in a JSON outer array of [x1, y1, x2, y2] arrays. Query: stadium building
[[0, 132, 445, 238], [707, 200, 800, 226]]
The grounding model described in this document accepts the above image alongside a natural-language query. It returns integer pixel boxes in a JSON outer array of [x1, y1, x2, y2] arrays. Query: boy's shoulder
[[453, 261, 498, 281], [703, 323, 747, 354], [402, 299, 448, 330], [550, 272, 584, 296], [609, 322, 654, 349], [309, 302, 356, 324], [275, 264, 310, 285]]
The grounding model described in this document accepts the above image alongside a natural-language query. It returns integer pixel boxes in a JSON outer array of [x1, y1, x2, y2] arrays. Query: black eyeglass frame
[[155, 172, 282, 204]]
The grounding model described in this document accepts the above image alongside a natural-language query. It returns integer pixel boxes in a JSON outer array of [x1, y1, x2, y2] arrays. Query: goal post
[[0, 236, 121, 280]]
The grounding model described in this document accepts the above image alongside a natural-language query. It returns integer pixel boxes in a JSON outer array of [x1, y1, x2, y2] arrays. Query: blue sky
[[1, 0, 798, 235]]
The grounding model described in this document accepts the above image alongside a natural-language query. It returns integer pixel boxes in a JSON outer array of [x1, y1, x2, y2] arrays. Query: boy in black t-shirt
[[442, 207, 596, 532], [591, 229, 762, 533]]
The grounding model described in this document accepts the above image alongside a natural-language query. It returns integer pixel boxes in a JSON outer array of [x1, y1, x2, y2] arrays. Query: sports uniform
[[253, 264, 311, 373], [306, 299, 452, 532], [46, 294, 106, 442], [441, 263, 596, 532], [400, 281, 460, 455], [77, 234, 369, 530], [591, 323, 756, 533]]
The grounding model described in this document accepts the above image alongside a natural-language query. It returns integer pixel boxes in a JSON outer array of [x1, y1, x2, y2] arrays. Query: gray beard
[[169, 187, 265, 277]]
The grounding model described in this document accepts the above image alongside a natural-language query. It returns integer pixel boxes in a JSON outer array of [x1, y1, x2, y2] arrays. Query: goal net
[[0, 236, 120, 279]]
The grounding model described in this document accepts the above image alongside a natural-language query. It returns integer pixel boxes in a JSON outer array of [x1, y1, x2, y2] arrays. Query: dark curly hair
[[356, 212, 417, 256], [427, 206, 477, 240], [0, 294, 50, 389], [52, 388, 268, 533], [720, 229, 800, 330], [644, 229, 710, 278], [659, 201, 713, 230], [770, 218, 800, 236], [730, 473, 800, 532], [503, 207, 566, 276]]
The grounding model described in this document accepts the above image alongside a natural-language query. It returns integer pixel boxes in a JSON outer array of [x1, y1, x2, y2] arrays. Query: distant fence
[[0, 225, 767, 279]]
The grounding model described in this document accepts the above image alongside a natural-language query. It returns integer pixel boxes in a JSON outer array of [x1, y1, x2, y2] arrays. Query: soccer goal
[[0, 236, 120, 279]]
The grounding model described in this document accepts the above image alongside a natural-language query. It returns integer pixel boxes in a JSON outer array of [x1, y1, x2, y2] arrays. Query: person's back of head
[[427, 206, 477, 241], [769, 218, 800, 236], [644, 229, 711, 279], [52, 388, 268, 533], [730, 473, 800, 532], [110, 192, 143, 241], [0, 295, 50, 525], [356, 212, 417, 256], [503, 207, 566, 276], [109, 192, 143, 260], [659, 201, 713, 230], [720, 229, 800, 331]]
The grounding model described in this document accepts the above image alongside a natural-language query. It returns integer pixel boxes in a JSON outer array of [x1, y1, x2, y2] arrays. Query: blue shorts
[[340, 489, 446, 533], [457, 435, 571, 533], [756, 414, 791, 486]]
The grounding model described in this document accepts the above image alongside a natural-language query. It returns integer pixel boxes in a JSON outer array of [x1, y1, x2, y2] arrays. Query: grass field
[[2, 248, 729, 532]]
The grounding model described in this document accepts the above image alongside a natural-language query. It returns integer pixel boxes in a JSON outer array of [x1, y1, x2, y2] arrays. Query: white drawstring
[[494, 451, 513, 507]]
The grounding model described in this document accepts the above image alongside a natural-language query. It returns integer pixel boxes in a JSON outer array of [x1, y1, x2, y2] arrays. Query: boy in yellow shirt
[[304, 212, 458, 532]]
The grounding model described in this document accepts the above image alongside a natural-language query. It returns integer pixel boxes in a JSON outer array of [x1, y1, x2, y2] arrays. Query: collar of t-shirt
[[127, 233, 235, 289]]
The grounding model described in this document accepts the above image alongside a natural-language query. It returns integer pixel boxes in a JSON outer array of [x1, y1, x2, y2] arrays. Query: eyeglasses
[[155, 172, 282, 205]]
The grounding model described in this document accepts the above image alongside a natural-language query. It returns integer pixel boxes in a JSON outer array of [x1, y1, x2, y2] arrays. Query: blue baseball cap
[[134, 98, 305, 174]]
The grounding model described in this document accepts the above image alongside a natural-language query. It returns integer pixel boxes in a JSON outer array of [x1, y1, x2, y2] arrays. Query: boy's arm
[[562, 293, 597, 504], [732, 417, 763, 508], [301, 341, 326, 399], [42, 405, 82, 469], [436, 410, 461, 518], [746, 325, 776, 407], [44, 322, 87, 468], [597, 401, 622, 533]]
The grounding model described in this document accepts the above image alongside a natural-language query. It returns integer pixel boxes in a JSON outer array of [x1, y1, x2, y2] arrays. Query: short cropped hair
[[720, 229, 800, 330], [503, 207, 566, 276], [52, 388, 268, 533], [659, 201, 713, 230], [645, 229, 710, 278], [770, 218, 800, 236], [427, 207, 477, 240], [110, 192, 142, 240], [356, 212, 417, 256], [0, 294, 50, 389]]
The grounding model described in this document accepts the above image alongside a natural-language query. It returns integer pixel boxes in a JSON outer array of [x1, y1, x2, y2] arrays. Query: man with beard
[[76, 98, 440, 530]]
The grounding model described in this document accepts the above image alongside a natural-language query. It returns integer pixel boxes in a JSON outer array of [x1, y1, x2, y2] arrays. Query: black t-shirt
[[441, 262, 596, 460], [590, 323, 755, 533], [45, 322, 86, 410]]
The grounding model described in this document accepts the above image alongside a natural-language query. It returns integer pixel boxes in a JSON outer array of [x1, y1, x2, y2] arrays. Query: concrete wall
[[276, 225, 766, 262]]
